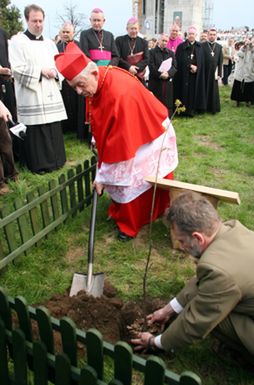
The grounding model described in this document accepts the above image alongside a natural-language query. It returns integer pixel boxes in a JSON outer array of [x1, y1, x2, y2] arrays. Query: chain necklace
[[93, 30, 104, 51], [208, 41, 216, 57], [128, 38, 136, 56]]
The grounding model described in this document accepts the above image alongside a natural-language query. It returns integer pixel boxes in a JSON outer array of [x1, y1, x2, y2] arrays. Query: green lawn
[[0, 86, 254, 384]]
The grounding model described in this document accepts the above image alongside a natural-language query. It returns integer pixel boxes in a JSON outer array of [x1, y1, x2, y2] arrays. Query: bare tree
[[57, 2, 89, 38]]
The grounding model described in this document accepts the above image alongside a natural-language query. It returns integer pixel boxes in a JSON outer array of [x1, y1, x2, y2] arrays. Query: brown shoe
[[0, 183, 10, 195]]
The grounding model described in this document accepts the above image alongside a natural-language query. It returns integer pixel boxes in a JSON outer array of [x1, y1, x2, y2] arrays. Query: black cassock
[[57, 40, 85, 140], [202, 41, 223, 113], [148, 46, 177, 115], [174, 40, 206, 115]]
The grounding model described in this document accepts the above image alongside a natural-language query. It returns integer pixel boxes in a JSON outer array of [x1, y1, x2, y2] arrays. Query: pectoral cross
[[190, 54, 194, 60], [99, 44, 104, 52], [211, 51, 215, 57]]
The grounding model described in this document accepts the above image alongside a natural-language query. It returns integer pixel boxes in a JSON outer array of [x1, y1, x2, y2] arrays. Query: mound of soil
[[40, 280, 166, 345]]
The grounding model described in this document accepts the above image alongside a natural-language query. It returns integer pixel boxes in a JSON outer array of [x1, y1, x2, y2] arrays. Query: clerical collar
[[209, 41, 215, 45], [24, 29, 43, 41]]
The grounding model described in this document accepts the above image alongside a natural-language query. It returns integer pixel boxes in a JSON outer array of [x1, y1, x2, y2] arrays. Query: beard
[[187, 240, 202, 258]]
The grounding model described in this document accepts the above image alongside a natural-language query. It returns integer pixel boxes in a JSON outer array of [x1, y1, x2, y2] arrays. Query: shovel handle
[[88, 189, 98, 265]]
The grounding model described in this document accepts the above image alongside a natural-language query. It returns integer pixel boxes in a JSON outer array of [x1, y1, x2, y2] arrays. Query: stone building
[[133, 0, 214, 38]]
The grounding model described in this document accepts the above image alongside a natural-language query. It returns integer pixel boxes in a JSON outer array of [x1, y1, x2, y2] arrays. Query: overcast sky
[[12, 0, 253, 39]]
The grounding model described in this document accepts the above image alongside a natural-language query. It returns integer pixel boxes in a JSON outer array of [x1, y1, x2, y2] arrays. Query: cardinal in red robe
[[55, 42, 178, 240]]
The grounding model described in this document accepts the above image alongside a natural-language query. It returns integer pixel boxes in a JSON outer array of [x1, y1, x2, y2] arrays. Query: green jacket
[[161, 220, 254, 354]]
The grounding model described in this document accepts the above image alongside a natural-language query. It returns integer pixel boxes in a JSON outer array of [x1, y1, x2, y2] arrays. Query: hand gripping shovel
[[70, 189, 104, 297]]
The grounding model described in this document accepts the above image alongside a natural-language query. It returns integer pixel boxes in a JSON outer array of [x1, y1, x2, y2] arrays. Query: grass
[[0, 86, 254, 384]]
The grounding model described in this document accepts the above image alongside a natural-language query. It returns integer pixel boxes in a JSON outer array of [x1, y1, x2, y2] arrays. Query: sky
[[11, 0, 253, 39]]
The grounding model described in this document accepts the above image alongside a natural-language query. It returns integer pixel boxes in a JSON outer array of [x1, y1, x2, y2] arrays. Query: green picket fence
[[0, 157, 97, 269], [0, 288, 202, 385]]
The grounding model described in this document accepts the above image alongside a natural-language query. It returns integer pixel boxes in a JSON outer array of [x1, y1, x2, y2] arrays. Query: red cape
[[90, 66, 168, 166]]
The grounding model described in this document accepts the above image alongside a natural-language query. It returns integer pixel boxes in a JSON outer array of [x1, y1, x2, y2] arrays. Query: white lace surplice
[[95, 118, 178, 203]]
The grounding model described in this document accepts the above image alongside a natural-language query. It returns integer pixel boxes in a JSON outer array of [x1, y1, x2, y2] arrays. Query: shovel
[[70, 189, 104, 297]]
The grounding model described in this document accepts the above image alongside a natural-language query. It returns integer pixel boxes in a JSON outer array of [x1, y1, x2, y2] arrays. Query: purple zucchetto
[[127, 17, 138, 26], [91, 8, 103, 13]]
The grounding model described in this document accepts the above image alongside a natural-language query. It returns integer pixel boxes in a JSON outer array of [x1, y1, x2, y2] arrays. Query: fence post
[[36, 306, 55, 354], [86, 328, 104, 380], [67, 169, 77, 217], [59, 174, 68, 221], [144, 356, 165, 385], [0, 205, 18, 255], [0, 288, 12, 330], [179, 371, 202, 385], [14, 197, 30, 255], [13, 328, 27, 385], [0, 319, 9, 385], [76, 164, 85, 212], [55, 353, 71, 385], [33, 340, 48, 385], [114, 341, 133, 385], [27, 191, 41, 243], [15, 296, 32, 342], [49, 180, 60, 222], [38, 185, 51, 231], [60, 317, 77, 366]]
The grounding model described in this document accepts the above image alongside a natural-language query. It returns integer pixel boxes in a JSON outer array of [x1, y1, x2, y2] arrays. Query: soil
[[39, 280, 166, 346]]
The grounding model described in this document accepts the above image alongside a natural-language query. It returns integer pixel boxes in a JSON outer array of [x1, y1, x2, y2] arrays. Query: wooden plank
[[38, 185, 51, 229], [144, 357, 165, 385], [179, 371, 202, 385], [79, 365, 98, 385], [0, 319, 9, 385], [59, 174, 68, 220], [27, 191, 42, 246], [76, 164, 85, 212], [0, 288, 12, 330], [36, 306, 55, 354], [14, 197, 31, 256], [60, 317, 77, 366], [13, 329, 27, 385], [33, 341, 48, 385], [15, 296, 32, 342], [114, 342, 133, 385], [86, 328, 104, 380], [67, 169, 77, 217], [145, 177, 240, 205], [0, 205, 19, 254], [55, 353, 71, 385], [49, 180, 60, 221]]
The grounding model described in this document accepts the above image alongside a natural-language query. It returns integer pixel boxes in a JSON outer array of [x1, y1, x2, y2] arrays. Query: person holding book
[[148, 33, 177, 116], [115, 17, 149, 85]]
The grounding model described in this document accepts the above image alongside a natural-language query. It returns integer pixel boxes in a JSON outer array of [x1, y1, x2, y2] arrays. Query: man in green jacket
[[132, 191, 254, 365]]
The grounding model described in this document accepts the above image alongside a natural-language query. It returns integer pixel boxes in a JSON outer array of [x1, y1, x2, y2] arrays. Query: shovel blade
[[70, 272, 104, 297]]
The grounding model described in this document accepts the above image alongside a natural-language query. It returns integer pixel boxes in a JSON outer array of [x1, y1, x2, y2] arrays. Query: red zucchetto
[[54, 41, 91, 81]]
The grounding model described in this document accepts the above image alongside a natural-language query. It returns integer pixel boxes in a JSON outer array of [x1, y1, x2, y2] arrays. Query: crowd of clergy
[[0, 4, 254, 195]]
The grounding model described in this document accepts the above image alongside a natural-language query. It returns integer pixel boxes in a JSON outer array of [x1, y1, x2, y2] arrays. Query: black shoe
[[117, 231, 133, 242]]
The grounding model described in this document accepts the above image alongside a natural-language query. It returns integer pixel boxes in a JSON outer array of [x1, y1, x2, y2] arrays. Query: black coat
[[115, 34, 149, 74], [202, 41, 223, 113], [79, 28, 119, 66], [148, 46, 177, 112], [57, 40, 85, 139], [0, 28, 17, 120], [174, 40, 206, 114]]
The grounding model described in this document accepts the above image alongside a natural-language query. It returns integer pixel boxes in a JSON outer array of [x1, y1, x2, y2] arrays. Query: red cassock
[[90, 66, 178, 237]]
